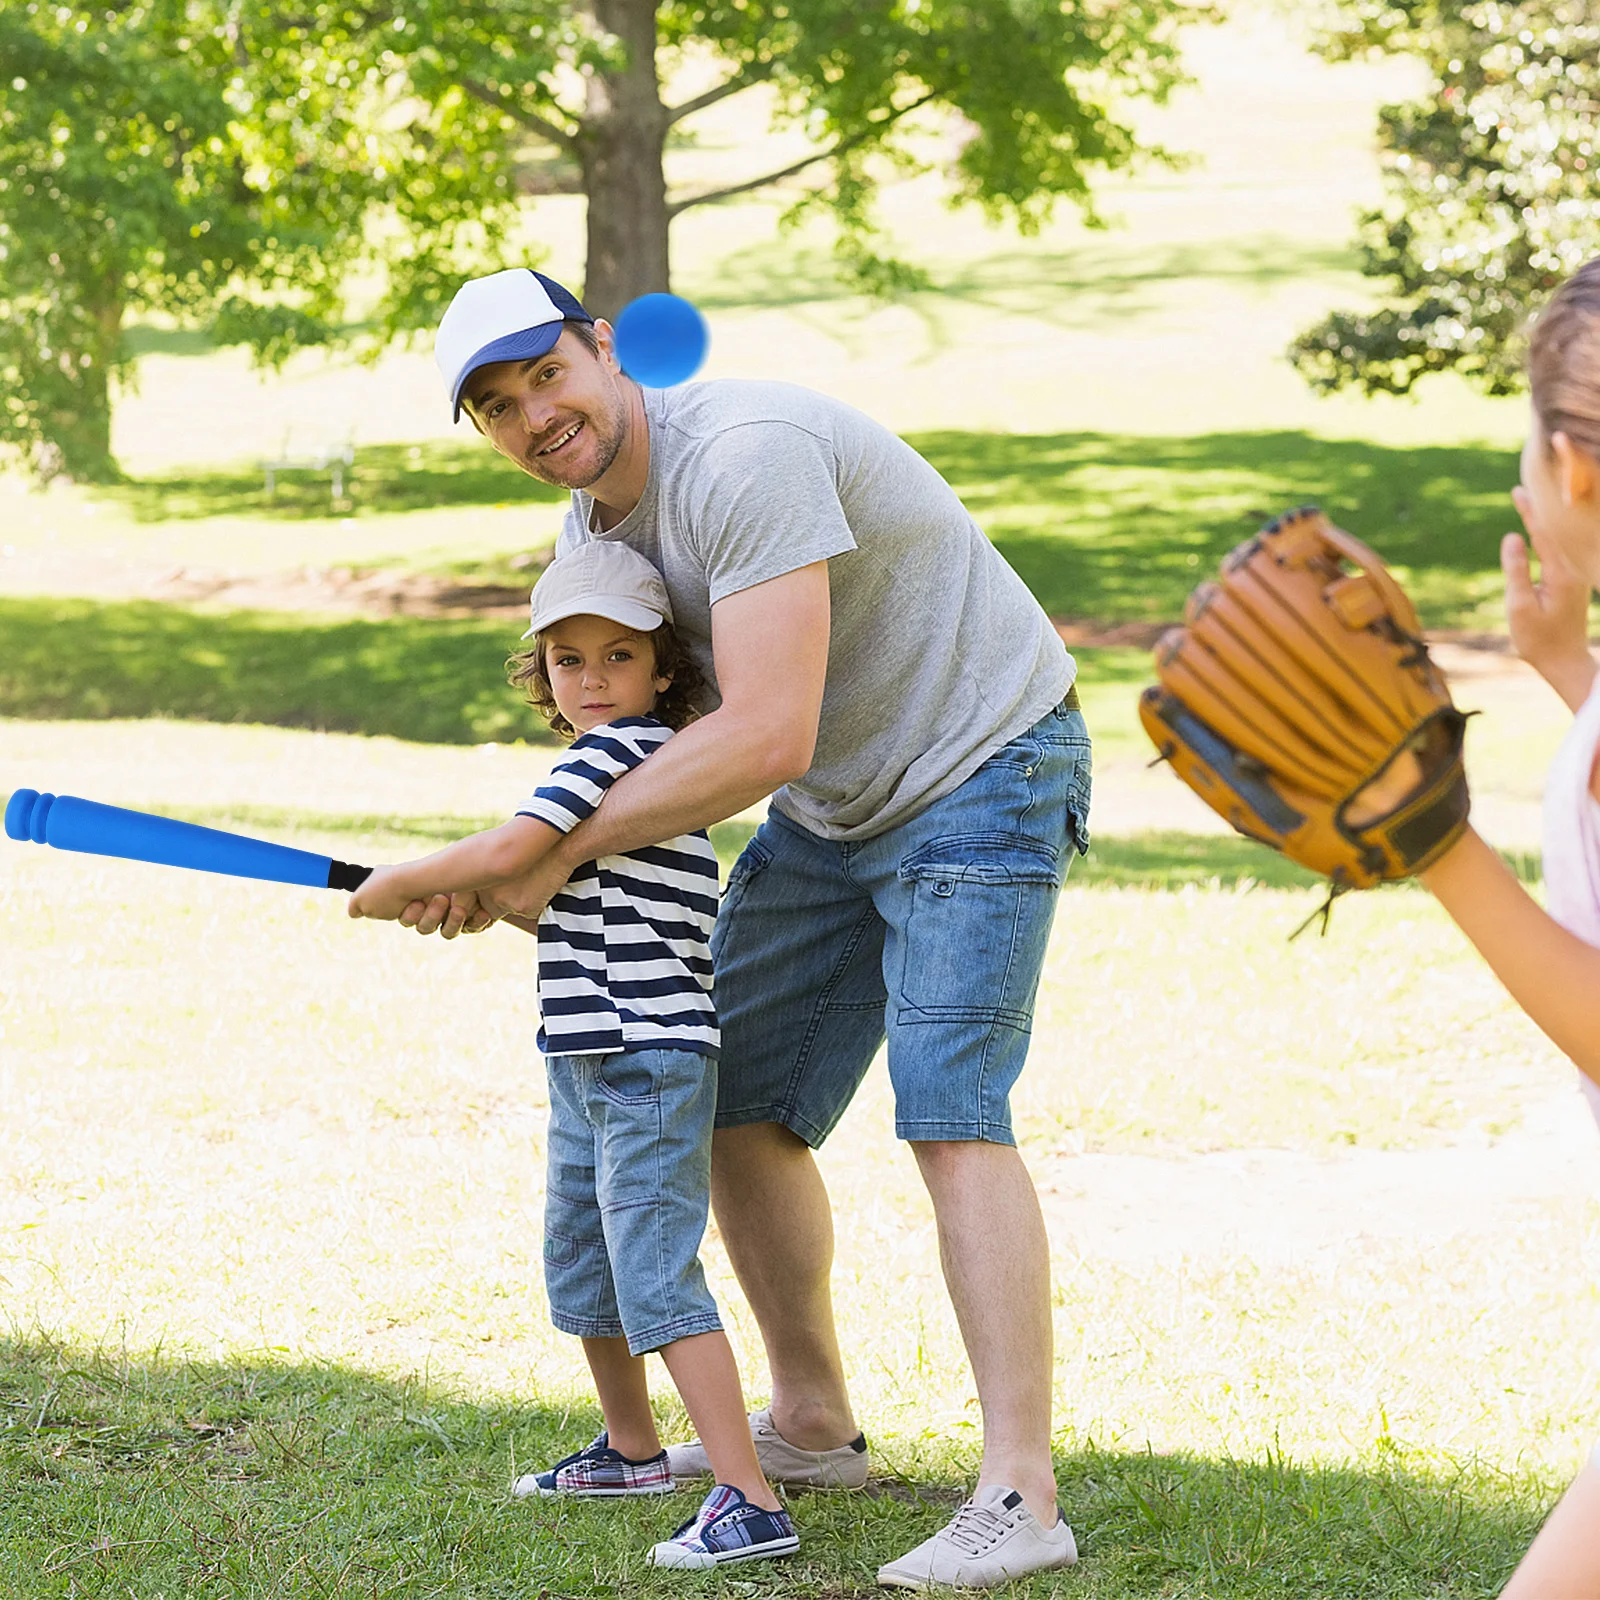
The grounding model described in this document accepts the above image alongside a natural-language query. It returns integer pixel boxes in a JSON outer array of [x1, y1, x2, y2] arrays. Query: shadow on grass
[[686, 235, 1357, 321], [80, 428, 1524, 628], [1074, 833, 1542, 890], [33, 796, 1538, 898], [0, 1336, 1545, 1597], [90, 439, 566, 524], [0, 598, 553, 746], [905, 429, 1522, 627]]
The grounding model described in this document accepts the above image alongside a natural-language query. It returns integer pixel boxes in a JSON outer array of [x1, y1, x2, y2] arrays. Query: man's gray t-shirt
[[557, 380, 1074, 842]]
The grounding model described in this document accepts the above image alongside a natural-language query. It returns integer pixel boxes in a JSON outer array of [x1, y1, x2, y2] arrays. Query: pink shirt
[[1541, 670, 1600, 1121]]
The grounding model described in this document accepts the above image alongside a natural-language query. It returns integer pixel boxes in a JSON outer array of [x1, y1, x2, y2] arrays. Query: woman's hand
[[1504, 488, 1597, 710]]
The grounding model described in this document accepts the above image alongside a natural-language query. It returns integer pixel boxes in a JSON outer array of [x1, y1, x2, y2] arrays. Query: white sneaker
[[877, 1484, 1078, 1589], [665, 1407, 870, 1489]]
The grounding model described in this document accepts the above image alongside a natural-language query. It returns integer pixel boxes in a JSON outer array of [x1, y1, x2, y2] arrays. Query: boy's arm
[[1420, 827, 1600, 1084], [350, 815, 563, 922]]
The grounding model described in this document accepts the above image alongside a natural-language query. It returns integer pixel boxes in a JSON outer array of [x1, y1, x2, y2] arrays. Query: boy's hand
[[1504, 488, 1596, 710], [348, 865, 424, 922]]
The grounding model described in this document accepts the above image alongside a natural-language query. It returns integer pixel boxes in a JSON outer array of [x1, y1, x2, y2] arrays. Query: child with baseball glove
[[348, 540, 797, 1572], [1410, 258, 1600, 1598], [1148, 259, 1600, 1596]]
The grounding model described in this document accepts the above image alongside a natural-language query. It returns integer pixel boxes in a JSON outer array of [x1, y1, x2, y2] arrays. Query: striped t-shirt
[[516, 717, 720, 1058]]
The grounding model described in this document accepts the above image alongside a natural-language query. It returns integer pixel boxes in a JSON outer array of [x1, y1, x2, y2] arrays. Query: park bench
[[260, 429, 356, 502]]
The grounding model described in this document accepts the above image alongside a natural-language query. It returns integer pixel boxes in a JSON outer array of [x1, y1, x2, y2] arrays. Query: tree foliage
[[1292, 0, 1600, 398], [1, 0, 1203, 480]]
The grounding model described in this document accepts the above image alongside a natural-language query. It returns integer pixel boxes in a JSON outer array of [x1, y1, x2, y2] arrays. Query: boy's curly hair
[[507, 621, 706, 741]]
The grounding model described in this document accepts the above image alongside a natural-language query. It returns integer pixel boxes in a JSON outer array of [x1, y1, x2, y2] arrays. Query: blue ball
[[614, 293, 709, 388]]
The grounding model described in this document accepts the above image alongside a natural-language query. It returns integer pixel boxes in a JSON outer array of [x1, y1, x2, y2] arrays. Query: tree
[[0, 0, 530, 481], [1291, 0, 1600, 398], [1, 0, 1203, 480], [391, 0, 1207, 317]]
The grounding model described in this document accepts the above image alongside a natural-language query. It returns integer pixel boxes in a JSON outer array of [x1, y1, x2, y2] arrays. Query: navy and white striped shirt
[[517, 717, 720, 1058]]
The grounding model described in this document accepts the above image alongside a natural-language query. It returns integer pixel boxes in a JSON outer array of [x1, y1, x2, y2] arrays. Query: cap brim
[[522, 596, 667, 639], [452, 322, 565, 421]]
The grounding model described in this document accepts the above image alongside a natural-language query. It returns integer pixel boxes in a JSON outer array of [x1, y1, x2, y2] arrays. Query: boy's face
[[462, 325, 628, 491], [544, 613, 671, 734]]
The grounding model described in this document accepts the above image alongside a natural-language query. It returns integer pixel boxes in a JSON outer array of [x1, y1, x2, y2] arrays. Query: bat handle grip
[[326, 859, 373, 891]]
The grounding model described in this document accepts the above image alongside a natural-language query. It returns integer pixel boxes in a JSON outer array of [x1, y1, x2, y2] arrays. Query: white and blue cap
[[523, 540, 675, 640], [435, 268, 594, 421]]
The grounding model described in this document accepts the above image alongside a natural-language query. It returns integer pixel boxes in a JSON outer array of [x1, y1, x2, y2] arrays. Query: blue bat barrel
[[4, 789, 369, 890]]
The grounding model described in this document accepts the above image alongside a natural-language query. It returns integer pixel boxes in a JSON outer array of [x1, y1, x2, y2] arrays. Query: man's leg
[[693, 813, 889, 1471], [910, 1139, 1056, 1521], [710, 1120, 857, 1451]]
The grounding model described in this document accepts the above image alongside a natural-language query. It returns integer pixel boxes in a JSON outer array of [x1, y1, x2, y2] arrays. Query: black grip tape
[[326, 858, 373, 891]]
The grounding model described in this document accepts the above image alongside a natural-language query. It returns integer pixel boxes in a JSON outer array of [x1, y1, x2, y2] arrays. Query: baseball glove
[[1138, 506, 1470, 915]]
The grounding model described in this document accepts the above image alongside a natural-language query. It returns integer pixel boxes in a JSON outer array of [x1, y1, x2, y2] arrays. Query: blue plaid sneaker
[[648, 1484, 799, 1569], [512, 1432, 674, 1498]]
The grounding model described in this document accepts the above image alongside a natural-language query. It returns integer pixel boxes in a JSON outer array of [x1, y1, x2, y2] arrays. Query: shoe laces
[[943, 1496, 1018, 1556]]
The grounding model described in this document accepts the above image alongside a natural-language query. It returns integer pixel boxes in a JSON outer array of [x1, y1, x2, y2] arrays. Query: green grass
[[0, 1340, 1551, 1598], [53, 428, 1546, 630], [0, 598, 550, 745], [0, 715, 1591, 1596]]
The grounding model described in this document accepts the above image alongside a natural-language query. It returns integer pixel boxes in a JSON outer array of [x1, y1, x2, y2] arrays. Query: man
[[420, 266, 1092, 1588]]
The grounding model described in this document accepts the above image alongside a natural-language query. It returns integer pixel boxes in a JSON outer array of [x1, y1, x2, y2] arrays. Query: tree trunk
[[578, 0, 670, 319], [50, 290, 123, 484]]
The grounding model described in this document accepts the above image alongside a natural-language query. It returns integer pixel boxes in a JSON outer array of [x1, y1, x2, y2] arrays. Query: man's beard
[[520, 394, 627, 490]]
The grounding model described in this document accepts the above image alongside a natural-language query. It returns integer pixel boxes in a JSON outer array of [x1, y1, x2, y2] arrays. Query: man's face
[[462, 326, 629, 490]]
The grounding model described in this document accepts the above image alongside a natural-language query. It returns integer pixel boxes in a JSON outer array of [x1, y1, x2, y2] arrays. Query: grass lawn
[[3, 8, 1598, 1594], [0, 675, 1592, 1596]]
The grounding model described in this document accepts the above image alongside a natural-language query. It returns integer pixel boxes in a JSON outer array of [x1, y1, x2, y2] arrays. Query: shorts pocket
[[718, 832, 774, 910], [543, 1230, 580, 1267], [595, 1051, 661, 1107], [896, 835, 1061, 1027]]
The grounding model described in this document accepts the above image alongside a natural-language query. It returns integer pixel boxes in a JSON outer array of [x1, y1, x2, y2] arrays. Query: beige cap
[[523, 540, 674, 639]]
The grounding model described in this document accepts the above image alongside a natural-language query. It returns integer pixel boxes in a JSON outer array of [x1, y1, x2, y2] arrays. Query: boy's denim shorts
[[711, 699, 1092, 1147], [542, 1047, 724, 1357]]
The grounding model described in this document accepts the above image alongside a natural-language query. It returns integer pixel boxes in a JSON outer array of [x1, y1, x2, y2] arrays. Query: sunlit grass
[[1, 712, 1596, 1594]]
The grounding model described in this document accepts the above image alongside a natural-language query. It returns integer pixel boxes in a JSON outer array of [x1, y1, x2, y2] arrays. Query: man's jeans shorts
[[712, 699, 1092, 1147], [542, 1047, 724, 1356]]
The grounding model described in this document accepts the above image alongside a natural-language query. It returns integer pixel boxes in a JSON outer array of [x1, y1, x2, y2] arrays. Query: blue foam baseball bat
[[4, 789, 372, 891]]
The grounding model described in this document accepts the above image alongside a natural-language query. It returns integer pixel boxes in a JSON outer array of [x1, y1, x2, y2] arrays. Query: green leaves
[[1293, 0, 1600, 396], [1, 0, 1205, 479]]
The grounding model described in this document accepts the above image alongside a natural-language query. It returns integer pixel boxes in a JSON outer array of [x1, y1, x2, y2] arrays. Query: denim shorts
[[711, 700, 1092, 1146], [543, 1047, 724, 1356]]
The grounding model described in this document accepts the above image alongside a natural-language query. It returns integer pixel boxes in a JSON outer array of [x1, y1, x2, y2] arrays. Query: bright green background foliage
[[1293, 0, 1600, 396]]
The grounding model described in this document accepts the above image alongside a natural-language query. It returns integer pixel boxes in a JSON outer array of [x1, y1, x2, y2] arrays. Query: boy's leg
[[658, 1330, 779, 1509], [581, 1337, 661, 1462], [707, 816, 889, 1456]]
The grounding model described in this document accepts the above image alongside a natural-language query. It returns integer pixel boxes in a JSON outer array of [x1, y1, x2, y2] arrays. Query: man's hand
[[1504, 488, 1596, 710], [398, 890, 498, 939], [475, 850, 575, 925]]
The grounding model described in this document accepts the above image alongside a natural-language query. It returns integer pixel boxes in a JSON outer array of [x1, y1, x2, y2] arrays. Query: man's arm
[[462, 563, 830, 927]]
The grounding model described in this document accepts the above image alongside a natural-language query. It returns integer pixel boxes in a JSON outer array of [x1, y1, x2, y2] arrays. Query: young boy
[[348, 539, 797, 1571]]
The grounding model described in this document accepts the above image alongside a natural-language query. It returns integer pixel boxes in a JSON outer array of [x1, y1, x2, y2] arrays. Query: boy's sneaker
[[876, 1485, 1077, 1589], [647, 1484, 799, 1570], [666, 1407, 870, 1488], [512, 1432, 674, 1498]]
